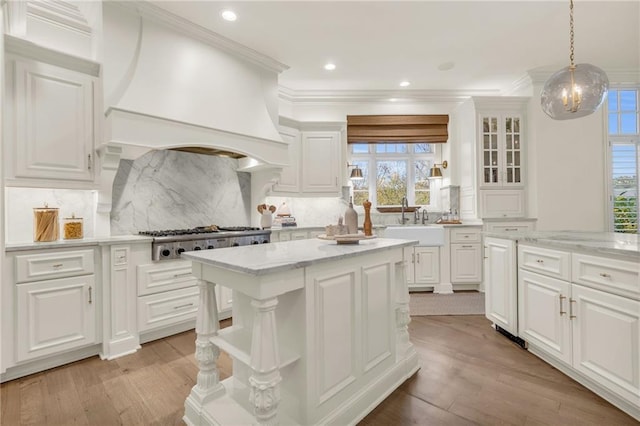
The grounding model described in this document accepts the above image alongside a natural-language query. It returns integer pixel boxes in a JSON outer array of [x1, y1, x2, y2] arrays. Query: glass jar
[[33, 205, 59, 242], [63, 214, 84, 240]]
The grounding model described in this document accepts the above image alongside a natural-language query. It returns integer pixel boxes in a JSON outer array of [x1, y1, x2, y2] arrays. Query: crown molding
[[278, 116, 345, 131], [278, 87, 500, 104], [27, 0, 91, 36], [4, 34, 100, 76], [110, 1, 289, 74]]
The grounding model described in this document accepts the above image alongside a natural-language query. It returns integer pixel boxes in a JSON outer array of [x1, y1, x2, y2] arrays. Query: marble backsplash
[[5, 187, 97, 243], [111, 150, 251, 235]]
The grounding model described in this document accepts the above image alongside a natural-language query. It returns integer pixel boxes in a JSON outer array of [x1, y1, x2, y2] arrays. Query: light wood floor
[[2, 316, 637, 425]]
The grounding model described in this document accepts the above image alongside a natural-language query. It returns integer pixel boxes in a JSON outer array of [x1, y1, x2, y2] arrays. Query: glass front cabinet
[[480, 114, 523, 188]]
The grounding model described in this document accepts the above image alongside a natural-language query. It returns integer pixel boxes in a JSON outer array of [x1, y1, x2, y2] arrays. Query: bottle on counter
[[344, 196, 358, 234], [363, 199, 373, 236]]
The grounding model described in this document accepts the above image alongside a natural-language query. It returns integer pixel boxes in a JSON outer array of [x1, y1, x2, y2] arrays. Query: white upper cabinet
[[4, 53, 99, 188], [275, 126, 301, 193], [479, 114, 524, 188]]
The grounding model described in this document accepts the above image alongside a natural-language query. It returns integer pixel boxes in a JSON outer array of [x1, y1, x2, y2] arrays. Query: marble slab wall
[[111, 150, 251, 235]]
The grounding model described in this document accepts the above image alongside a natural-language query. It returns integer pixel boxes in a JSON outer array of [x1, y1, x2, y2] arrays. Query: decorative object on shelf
[[317, 233, 377, 245], [33, 203, 59, 242], [428, 160, 448, 179], [63, 213, 84, 239], [346, 163, 364, 180], [540, 0, 609, 120], [344, 196, 358, 234], [257, 204, 276, 229], [363, 199, 373, 236]]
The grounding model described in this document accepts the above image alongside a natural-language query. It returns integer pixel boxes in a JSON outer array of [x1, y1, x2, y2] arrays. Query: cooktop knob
[[161, 249, 171, 257], [232, 242, 240, 247], [177, 248, 186, 254], [207, 245, 215, 249], [194, 246, 202, 250], [251, 241, 259, 244]]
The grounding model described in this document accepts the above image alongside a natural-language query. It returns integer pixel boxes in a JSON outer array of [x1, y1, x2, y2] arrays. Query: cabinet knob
[[52, 263, 63, 268], [536, 259, 544, 264], [599, 272, 611, 278]]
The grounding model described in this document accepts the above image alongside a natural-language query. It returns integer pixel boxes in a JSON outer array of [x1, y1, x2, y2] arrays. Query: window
[[608, 89, 639, 233], [350, 143, 438, 208]]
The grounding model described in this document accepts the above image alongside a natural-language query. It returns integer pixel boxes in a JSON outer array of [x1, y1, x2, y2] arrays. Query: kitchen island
[[182, 237, 420, 426]]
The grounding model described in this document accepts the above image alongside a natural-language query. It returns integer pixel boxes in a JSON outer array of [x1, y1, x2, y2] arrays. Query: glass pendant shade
[[541, 63, 609, 120]]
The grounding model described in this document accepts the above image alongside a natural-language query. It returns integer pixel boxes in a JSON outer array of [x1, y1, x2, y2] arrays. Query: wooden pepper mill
[[363, 199, 373, 236]]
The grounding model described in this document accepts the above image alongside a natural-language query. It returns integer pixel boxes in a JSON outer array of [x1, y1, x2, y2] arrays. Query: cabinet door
[[479, 189, 525, 218], [414, 247, 440, 284], [479, 114, 523, 188], [301, 131, 340, 193], [502, 115, 523, 186], [484, 237, 517, 335], [11, 59, 95, 183], [480, 115, 500, 186], [216, 285, 233, 315], [404, 247, 416, 285], [451, 243, 482, 283], [518, 270, 572, 365], [571, 285, 640, 406], [274, 126, 300, 192], [17, 275, 96, 362]]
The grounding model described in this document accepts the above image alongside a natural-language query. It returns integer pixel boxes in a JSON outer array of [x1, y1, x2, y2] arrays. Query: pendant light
[[540, 0, 609, 120]]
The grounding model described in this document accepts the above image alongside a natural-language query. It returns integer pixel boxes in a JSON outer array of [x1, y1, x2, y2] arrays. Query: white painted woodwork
[[478, 113, 524, 188], [216, 285, 233, 315], [137, 260, 197, 296], [300, 131, 340, 194], [16, 275, 96, 362], [484, 237, 517, 335], [479, 189, 525, 218], [519, 245, 571, 281], [414, 247, 440, 284], [184, 243, 418, 425], [274, 125, 300, 192], [15, 249, 94, 282], [451, 243, 482, 283], [484, 220, 536, 233], [137, 286, 199, 332], [572, 253, 640, 300], [571, 284, 640, 408], [518, 270, 572, 365], [6, 57, 96, 184], [450, 227, 482, 244]]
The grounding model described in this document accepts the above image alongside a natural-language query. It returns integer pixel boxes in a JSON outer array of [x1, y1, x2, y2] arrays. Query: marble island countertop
[[485, 230, 640, 260], [183, 237, 417, 276]]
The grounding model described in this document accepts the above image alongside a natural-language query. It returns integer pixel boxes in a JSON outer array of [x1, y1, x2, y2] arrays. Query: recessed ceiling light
[[437, 61, 455, 71], [221, 10, 237, 21], [324, 63, 336, 71], [400, 81, 410, 87]]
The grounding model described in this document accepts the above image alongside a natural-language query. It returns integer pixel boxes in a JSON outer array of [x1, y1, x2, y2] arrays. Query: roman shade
[[347, 115, 449, 143]]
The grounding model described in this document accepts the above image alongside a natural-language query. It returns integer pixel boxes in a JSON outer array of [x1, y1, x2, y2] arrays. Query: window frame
[[349, 143, 441, 210], [606, 86, 639, 234]]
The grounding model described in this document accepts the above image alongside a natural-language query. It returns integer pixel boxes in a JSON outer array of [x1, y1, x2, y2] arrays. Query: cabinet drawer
[[518, 245, 570, 281], [138, 287, 199, 332], [450, 228, 481, 243], [485, 222, 535, 233], [15, 249, 95, 283], [572, 254, 640, 300], [137, 260, 198, 296]]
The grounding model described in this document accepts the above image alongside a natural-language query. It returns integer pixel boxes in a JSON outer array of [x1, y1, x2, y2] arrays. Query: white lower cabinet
[[138, 286, 199, 332], [518, 244, 640, 417], [405, 246, 440, 291], [17, 274, 96, 362], [451, 244, 482, 283], [484, 237, 517, 335]]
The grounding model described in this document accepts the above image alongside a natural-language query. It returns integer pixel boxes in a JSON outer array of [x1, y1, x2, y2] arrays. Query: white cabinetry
[[450, 227, 482, 285], [4, 47, 99, 188], [483, 237, 517, 335], [518, 244, 640, 418], [484, 220, 536, 233], [13, 249, 97, 363], [473, 97, 528, 218], [274, 120, 343, 196], [405, 246, 440, 291]]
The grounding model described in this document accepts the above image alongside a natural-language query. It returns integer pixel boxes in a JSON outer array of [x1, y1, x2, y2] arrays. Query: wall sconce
[[347, 163, 364, 180], [428, 160, 448, 179]]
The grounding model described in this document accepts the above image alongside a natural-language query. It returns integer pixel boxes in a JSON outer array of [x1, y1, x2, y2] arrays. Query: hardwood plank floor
[[2, 316, 637, 425]]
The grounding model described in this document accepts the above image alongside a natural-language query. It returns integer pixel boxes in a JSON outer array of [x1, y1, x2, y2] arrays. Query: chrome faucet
[[422, 209, 429, 225], [414, 208, 421, 224], [400, 197, 409, 224]]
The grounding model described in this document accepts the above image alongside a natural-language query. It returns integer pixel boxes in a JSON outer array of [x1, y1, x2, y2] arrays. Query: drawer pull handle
[[559, 295, 566, 315], [505, 228, 517, 231], [174, 303, 194, 310], [174, 272, 192, 278], [416, 253, 420, 263], [599, 272, 611, 278], [464, 235, 469, 238], [412, 253, 415, 264], [462, 245, 473, 248], [88, 286, 92, 304], [569, 298, 577, 319], [117, 256, 126, 262], [52, 263, 63, 268], [535, 259, 544, 264]]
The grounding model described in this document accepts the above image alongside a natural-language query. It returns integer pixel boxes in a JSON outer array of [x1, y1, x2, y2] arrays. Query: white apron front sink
[[384, 225, 445, 246]]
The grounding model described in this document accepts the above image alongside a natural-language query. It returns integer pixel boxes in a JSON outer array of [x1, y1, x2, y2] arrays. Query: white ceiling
[[154, 1, 639, 95]]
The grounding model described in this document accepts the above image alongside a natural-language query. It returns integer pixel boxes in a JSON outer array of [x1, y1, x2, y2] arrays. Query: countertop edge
[[5, 235, 153, 252]]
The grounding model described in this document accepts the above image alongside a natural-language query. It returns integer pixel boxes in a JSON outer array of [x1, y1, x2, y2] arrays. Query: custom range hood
[[102, 2, 289, 166]]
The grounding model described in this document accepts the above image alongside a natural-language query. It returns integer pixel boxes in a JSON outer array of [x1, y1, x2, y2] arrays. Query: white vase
[[260, 212, 273, 229]]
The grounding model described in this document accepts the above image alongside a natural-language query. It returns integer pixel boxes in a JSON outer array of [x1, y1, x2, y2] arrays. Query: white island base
[[182, 238, 420, 425]]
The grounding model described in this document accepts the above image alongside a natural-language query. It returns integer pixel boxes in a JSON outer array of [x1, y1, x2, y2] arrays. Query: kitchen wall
[[110, 150, 251, 235]]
